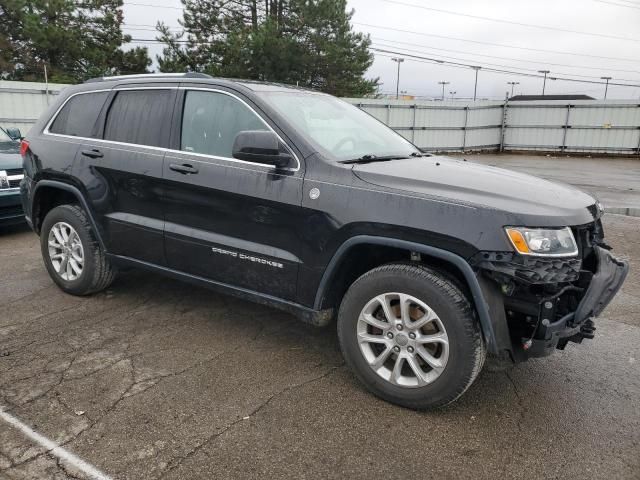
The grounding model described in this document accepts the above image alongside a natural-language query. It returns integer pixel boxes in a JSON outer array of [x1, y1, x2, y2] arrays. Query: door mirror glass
[[232, 130, 292, 168]]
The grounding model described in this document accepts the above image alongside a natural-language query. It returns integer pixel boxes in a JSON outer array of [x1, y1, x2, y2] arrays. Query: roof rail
[[84, 72, 212, 83]]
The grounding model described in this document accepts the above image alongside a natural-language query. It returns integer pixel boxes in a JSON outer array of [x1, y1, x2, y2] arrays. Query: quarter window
[[48, 92, 109, 137], [104, 90, 173, 148], [180, 90, 268, 158]]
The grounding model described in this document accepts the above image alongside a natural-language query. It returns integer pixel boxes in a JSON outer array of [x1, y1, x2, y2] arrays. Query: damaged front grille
[[469, 251, 582, 284]]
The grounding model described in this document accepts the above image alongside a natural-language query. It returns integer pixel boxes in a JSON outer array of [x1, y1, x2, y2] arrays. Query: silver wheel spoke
[[370, 346, 394, 369], [375, 294, 397, 323], [358, 331, 389, 345], [52, 227, 65, 246], [399, 293, 412, 326], [69, 259, 82, 275], [391, 355, 405, 383], [416, 332, 448, 346], [405, 356, 428, 386], [410, 309, 437, 330], [360, 312, 391, 331], [416, 346, 445, 372]]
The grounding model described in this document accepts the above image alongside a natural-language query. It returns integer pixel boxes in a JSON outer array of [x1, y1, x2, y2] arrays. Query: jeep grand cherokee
[[20, 73, 628, 409]]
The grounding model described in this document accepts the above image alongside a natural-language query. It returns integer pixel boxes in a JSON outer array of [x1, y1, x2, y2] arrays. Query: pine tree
[[156, 0, 377, 96], [0, 0, 151, 82]]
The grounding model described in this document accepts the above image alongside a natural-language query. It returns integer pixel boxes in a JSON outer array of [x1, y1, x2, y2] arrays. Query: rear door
[[73, 86, 177, 265], [163, 86, 305, 300]]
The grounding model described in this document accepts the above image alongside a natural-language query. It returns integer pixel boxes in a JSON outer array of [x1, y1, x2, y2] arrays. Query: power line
[[368, 47, 640, 88], [354, 22, 640, 63], [125, 35, 640, 88], [125, 2, 182, 8], [377, 0, 640, 43], [593, 0, 640, 8], [370, 36, 640, 78]]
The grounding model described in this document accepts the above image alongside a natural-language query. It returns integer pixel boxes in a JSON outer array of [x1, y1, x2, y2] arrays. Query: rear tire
[[337, 263, 485, 409], [40, 204, 116, 295]]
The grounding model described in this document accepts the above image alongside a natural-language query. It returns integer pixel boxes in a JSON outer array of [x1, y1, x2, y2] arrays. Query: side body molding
[[314, 235, 499, 354], [32, 180, 107, 251]]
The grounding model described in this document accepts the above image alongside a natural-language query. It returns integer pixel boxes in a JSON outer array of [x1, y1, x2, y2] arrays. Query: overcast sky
[[122, 0, 640, 99]]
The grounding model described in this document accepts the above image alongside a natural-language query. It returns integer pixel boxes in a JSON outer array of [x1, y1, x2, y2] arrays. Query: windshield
[[257, 91, 420, 161]]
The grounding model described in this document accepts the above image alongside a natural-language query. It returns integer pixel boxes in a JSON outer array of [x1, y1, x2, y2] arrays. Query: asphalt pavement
[[461, 153, 640, 213], [0, 197, 639, 479]]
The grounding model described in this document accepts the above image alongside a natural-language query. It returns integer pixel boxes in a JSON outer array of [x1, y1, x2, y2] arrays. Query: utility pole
[[507, 81, 519, 97], [601, 76, 612, 99], [44, 64, 50, 105], [438, 81, 449, 101], [471, 66, 481, 101], [538, 70, 550, 95], [391, 57, 404, 100]]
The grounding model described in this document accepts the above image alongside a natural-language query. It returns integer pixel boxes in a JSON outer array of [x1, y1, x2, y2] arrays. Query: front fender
[[313, 235, 504, 355]]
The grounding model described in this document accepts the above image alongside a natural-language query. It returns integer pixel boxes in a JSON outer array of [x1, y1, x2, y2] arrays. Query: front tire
[[337, 263, 485, 409], [40, 204, 116, 295]]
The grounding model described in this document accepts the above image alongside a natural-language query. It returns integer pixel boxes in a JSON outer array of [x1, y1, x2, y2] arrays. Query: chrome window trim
[[43, 89, 113, 136], [43, 86, 301, 173]]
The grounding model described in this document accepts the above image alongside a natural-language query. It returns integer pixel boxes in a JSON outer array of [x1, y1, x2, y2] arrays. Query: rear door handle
[[81, 149, 103, 159], [169, 163, 199, 175]]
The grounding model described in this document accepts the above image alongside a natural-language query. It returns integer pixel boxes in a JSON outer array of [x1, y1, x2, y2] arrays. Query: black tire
[[337, 263, 485, 409], [40, 204, 116, 295]]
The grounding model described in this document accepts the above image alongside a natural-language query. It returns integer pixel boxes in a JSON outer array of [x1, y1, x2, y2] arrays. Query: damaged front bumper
[[473, 244, 628, 362]]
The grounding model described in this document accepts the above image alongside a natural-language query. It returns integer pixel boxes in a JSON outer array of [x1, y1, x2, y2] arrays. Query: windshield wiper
[[339, 154, 412, 164]]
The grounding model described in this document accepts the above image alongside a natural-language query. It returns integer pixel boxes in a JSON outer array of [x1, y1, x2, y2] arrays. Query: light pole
[[471, 66, 481, 101], [601, 76, 612, 99], [391, 57, 404, 100], [449, 91, 457, 100], [507, 81, 519, 97], [438, 81, 449, 100], [538, 70, 550, 95]]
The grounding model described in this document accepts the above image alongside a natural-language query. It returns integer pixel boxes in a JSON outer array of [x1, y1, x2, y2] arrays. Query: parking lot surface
[[461, 153, 640, 212], [1, 213, 639, 480]]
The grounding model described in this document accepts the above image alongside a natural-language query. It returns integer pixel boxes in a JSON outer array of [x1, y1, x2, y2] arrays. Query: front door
[[163, 87, 304, 300]]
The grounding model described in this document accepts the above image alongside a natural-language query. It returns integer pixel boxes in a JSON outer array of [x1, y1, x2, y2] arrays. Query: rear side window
[[48, 92, 109, 137], [180, 90, 268, 158], [104, 90, 173, 147]]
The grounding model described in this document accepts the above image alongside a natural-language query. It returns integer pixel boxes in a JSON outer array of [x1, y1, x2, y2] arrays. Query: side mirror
[[5, 128, 23, 141], [232, 130, 292, 168]]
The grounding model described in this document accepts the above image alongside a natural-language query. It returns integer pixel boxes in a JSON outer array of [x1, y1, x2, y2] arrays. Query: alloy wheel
[[47, 222, 84, 281], [357, 292, 449, 388]]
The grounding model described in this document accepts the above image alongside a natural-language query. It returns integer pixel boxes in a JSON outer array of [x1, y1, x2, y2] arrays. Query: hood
[[0, 142, 22, 170], [352, 155, 598, 224]]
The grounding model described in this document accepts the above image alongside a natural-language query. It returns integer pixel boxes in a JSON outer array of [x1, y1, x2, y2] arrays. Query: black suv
[[20, 73, 628, 408]]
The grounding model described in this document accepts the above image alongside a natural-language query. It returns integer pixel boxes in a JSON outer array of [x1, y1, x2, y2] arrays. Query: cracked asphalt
[[1, 214, 639, 480]]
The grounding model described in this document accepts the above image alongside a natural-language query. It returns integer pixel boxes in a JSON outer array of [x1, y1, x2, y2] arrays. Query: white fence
[[344, 98, 640, 155], [0, 81, 69, 133], [1, 81, 639, 155]]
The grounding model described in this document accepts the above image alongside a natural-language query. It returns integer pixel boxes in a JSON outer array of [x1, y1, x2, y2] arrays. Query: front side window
[[180, 90, 268, 158], [49, 91, 109, 137], [104, 90, 173, 147]]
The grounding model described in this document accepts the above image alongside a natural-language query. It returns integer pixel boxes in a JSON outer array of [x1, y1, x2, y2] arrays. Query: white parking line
[[0, 406, 112, 480]]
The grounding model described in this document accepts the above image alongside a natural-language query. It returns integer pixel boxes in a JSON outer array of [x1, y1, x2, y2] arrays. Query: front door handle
[[81, 149, 103, 159], [169, 163, 199, 175]]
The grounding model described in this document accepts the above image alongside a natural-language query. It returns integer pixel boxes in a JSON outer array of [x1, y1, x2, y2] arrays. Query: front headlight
[[504, 226, 578, 257]]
